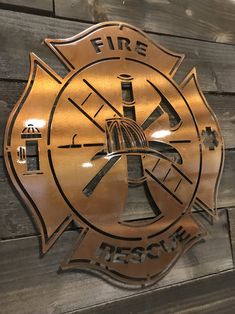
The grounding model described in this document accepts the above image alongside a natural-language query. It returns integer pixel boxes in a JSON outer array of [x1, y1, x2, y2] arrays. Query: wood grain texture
[[0, 158, 38, 239], [80, 269, 235, 314], [0, 81, 26, 156], [218, 150, 235, 209], [0, 210, 232, 314], [0, 10, 235, 92], [205, 93, 235, 150], [0, 148, 234, 239], [228, 208, 235, 263], [0, 0, 53, 13], [54, 0, 235, 45]]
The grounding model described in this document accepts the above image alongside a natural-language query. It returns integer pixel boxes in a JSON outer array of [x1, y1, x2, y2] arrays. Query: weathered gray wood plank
[[228, 208, 235, 263], [0, 81, 26, 157], [0, 210, 232, 314], [80, 269, 235, 314], [218, 150, 235, 209], [1, 10, 235, 92], [0, 148, 234, 240], [0, 0, 53, 13], [54, 0, 235, 45], [0, 157, 37, 239], [205, 93, 235, 150]]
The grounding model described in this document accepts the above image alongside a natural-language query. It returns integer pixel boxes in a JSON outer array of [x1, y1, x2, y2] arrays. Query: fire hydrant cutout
[[4, 22, 224, 285]]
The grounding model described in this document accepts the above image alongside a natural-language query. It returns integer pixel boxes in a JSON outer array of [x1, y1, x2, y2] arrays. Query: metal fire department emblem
[[4, 22, 224, 285]]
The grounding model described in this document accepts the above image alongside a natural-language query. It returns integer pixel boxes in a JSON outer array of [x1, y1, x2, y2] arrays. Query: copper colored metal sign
[[4, 22, 224, 285]]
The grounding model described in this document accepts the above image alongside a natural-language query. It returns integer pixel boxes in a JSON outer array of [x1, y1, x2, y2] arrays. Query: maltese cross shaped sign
[[4, 22, 224, 286]]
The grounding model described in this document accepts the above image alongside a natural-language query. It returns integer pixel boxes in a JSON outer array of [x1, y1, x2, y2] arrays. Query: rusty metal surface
[[4, 22, 224, 286]]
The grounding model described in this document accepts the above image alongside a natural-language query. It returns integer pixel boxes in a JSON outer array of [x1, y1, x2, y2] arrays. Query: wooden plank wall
[[0, 1, 235, 313]]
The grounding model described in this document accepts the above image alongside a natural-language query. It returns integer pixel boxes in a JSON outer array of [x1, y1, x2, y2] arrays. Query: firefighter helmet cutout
[[4, 22, 224, 285]]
